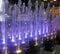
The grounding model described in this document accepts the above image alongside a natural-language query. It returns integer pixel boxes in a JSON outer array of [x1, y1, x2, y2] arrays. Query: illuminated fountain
[[0, 0, 9, 54], [0, 0, 60, 54]]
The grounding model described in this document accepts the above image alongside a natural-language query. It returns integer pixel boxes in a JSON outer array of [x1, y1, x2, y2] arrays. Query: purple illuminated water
[[0, 0, 60, 54]]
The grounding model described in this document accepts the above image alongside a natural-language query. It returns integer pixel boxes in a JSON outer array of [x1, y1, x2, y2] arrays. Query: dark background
[[8, 0, 60, 7], [8, 0, 28, 6]]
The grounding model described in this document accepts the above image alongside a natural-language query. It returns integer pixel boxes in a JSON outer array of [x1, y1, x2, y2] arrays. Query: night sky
[[8, 0, 28, 6]]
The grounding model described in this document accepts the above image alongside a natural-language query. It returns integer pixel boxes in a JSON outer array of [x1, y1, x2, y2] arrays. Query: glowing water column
[[21, 3, 26, 44], [35, 1, 38, 37], [18, 6, 22, 41], [28, 0, 33, 38], [40, 2, 45, 35], [0, 0, 5, 44], [18, 0, 21, 8], [0, 0, 8, 54], [45, 3, 50, 34], [34, 1, 39, 46], [16, 7, 22, 54], [11, 4, 18, 42]]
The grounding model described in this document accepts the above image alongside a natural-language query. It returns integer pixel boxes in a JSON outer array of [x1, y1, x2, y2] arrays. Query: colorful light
[[11, 36, 15, 42], [25, 32, 28, 38], [16, 49, 22, 54], [21, 40, 25, 44], [54, 0, 56, 1], [0, 0, 60, 54]]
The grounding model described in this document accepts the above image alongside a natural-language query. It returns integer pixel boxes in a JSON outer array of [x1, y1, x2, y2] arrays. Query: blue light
[[30, 32, 33, 37], [0, 15, 5, 21], [25, 35, 27, 38], [46, 24, 48, 33], [43, 24, 45, 34], [2, 40, 5, 44], [18, 36, 21, 40], [18, 33, 21, 40], [2, 33, 6, 44], [38, 30, 41, 35], [11, 36, 15, 42], [1, 22, 6, 45], [25, 32, 28, 38], [11, 39, 15, 42], [0, 0, 57, 49], [35, 30, 37, 36]]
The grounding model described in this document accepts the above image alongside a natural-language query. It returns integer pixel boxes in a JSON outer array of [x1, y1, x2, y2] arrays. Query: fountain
[[0, 0, 60, 54]]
